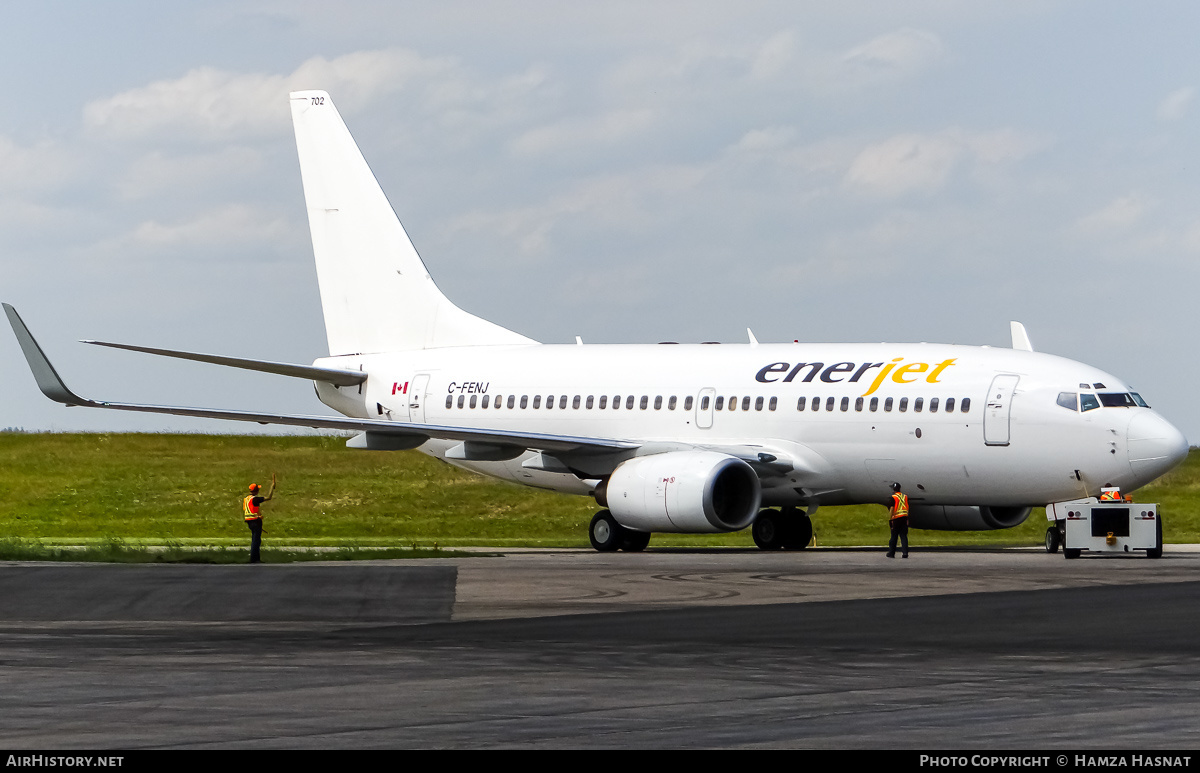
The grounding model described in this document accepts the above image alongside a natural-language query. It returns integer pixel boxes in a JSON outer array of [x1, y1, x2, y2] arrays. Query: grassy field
[[0, 432, 1196, 550]]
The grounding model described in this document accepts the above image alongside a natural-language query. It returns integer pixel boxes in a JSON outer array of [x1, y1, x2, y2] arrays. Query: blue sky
[[1, 2, 1197, 441]]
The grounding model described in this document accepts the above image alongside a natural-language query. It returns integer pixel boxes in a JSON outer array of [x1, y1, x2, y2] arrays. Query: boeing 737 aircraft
[[5, 90, 1190, 552]]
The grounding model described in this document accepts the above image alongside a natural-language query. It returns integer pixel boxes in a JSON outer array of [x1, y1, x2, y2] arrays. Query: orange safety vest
[[890, 492, 909, 519], [1099, 489, 1121, 501], [243, 494, 262, 521]]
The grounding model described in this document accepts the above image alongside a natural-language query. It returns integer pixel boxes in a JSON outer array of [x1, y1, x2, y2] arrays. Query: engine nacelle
[[908, 505, 1033, 531], [602, 451, 761, 533]]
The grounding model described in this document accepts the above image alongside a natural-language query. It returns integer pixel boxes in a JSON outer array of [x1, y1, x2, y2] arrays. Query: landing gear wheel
[[752, 509, 785, 550], [784, 513, 813, 550], [621, 530, 651, 552], [589, 510, 624, 552], [1147, 516, 1163, 559], [1045, 525, 1061, 554]]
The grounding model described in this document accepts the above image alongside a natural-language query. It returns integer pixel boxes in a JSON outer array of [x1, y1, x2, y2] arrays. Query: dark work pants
[[247, 518, 263, 563], [888, 517, 909, 556]]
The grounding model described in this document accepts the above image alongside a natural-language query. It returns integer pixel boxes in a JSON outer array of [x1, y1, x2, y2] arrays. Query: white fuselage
[[312, 341, 1187, 509]]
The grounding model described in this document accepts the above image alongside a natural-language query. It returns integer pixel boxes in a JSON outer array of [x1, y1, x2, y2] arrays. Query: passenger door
[[983, 374, 1020, 446]]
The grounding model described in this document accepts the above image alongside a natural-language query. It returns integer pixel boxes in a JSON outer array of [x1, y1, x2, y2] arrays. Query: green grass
[[0, 433, 1196, 555]]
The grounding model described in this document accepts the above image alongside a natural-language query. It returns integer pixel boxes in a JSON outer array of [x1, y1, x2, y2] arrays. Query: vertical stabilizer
[[290, 90, 536, 355]]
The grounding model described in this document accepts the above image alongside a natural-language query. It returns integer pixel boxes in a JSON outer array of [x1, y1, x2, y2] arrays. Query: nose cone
[[1127, 411, 1190, 484]]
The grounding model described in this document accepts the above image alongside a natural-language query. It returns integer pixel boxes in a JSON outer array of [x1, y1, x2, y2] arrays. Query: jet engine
[[908, 505, 1032, 531], [598, 451, 761, 533]]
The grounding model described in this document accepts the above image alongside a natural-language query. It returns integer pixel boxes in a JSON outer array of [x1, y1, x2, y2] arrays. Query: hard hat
[[249, 483, 260, 493]]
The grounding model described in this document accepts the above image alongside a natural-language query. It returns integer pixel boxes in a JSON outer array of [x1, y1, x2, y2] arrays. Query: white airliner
[[5, 90, 1190, 552]]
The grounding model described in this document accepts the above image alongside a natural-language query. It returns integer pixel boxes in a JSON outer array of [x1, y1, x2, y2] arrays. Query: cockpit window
[[1130, 392, 1150, 408], [1056, 392, 1078, 411], [1099, 392, 1138, 408], [1080, 393, 1100, 412]]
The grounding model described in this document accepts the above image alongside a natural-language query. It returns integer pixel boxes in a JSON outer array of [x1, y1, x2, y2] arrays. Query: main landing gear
[[752, 507, 814, 550], [589, 510, 651, 553]]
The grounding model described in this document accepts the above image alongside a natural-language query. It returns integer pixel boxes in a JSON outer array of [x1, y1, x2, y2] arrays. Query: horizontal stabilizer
[[82, 340, 366, 387]]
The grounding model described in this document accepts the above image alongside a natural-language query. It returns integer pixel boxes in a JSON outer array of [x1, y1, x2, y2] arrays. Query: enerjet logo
[[755, 358, 957, 397]]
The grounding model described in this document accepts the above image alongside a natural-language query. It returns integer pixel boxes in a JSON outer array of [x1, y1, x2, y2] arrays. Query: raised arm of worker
[[263, 473, 277, 501]]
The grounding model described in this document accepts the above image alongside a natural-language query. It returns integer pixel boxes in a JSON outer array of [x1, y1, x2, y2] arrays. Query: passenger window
[[496, 395, 503, 409], [445, 395, 453, 409], [654, 396, 662, 410], [700, 396, 709, 410], [929, 397, 938, 413], [840, 397, 849, 412], [728, 396, 737, 411], [640, 395, 649, 410], [586, 396, 593, 409], [945, 397, 954, 413], [742, 396, 751, 411], [884, 397, 893, 412], [469, 395, 478, 409], [599, 395, 607, 409], [557, 395, 565, 409], [457, 395, 465, 409], [520, 395, 528, 409], [546, 395, 554, 409], [668, 396, 677, 410], [626, 395, 635, 410], [826, 397, 835, 411], [613, 395, 621, 409], [855, 397, 864, 412], [1080, 393, 1100, 412], [482, 395, 490, 409], [870, 397, 878, 412], [684, 396, 694, 411], [812, 397, 820, 412], [1056, 392, 1078, 411], [961, 397, 971, 413], [769, 397, 777, 411], [797, 397, 806, 411], [755, 396, 763, 411], [715, 396, 725, 410], [914, 397, 923, 413], [899, 397, 908, 412], [533, 395, 542, 409], [573, 395, 581, 409], [508, 395, 516, 409]]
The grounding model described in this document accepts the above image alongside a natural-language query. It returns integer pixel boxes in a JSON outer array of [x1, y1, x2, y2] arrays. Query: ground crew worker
[[886, 482, 909, 558], [243, 473, 276, 564], [1099, 483, 1122, 501]]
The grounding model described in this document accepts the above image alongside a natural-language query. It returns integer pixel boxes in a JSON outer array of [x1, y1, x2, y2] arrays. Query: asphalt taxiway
[[1, 548, 1199, 748]]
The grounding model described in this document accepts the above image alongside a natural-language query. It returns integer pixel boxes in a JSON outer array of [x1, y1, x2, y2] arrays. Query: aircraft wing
[[4, 304, 637, 456]]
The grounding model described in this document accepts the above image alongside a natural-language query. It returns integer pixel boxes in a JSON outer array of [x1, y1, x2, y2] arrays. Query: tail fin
[[289, 90, 536, 355]]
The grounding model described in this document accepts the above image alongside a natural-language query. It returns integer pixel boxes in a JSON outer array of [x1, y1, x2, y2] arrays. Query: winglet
[[3, 304, 92, 406], [1010, 321, 1034, 352]]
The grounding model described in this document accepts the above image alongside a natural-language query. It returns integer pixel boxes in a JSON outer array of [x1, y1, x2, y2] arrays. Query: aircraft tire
[[589, 510, 625, 552], [752, 510, 785, 550], [1147, 516, 1163, 559], [621, 530, 651, 552], [1063, 547, 1082, 560], [784, 513, 813, 550], [1045, 526, 1061, 554]]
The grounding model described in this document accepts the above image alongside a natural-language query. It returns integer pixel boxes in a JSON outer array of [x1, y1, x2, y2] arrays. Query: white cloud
[[1072, 193, 1154, 235], [1157, 87, 1194, 121], [116, 147, 266, 200], [844, 128, 1044, 197], [841, 28, 944, 80], [0, 135, 72, 193], [126, 204, 292, 250], [83, 49, 460, 142], [511, 108, 658, 157]]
